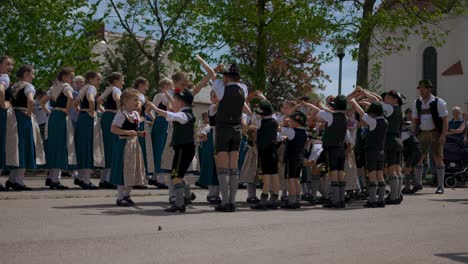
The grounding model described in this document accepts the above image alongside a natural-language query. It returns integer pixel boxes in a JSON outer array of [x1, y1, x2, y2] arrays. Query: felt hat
[[417, 79, 433, 89], [174, 88, 194, 106], [255, 99, 274, 116], [381, 89, 404, 106], [289, 111, 307, 126]]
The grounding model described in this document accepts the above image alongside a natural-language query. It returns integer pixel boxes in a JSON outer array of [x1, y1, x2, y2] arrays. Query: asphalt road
[[0, 176, 467, 264]]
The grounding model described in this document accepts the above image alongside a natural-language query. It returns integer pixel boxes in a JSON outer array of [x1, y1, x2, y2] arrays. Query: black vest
[[354, 127, 367, 154], [4, 86, 12, 102], [322, 112, 347, 147], [386, 105, 402, 135], [209, 114, 216, 126], [365, 118, 388, 151], [104, 92, 118, 110], [50, 91, 68, 108], [121, 114, 139, 131], [172, 108, 195, 146], [285, 128, 308, 160], [8, 83, 29, 108], [80, 87, 97, 110], [257, 118, 278, 151], [416, 97, 443, 133], [216, 84, 245, 125]]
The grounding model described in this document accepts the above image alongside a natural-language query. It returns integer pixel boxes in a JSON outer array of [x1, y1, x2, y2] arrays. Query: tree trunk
[[356, 0, 376, 88], [255, 0, 267, 91]]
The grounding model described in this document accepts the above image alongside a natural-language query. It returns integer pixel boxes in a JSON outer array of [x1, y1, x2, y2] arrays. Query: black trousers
[[172, 143, 196, 179]]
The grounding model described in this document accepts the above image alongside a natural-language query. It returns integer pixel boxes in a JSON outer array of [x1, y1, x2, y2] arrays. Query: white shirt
[[280, 127, 305, 140], [250, 113, 262, 128], [318, 110, 333, 127], [401, 130, 411, 142], [307, 143, 323, 162], [46, 84, 73, 97], [24, 83, 36, 96], [112, 110, 140, 127], [411, 95, 448, 131], [362, 114, 385, 131], [208, 104, 217, 116], [138, 93, 146, 104], [0, 74, 10, 88], [382, 103, 394, 117], [212, 80, 248, 101], [165, 107, 192, 124]]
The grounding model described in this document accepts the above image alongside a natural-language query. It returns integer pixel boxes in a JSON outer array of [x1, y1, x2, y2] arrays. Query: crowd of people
[[0, 54, 467, 213]]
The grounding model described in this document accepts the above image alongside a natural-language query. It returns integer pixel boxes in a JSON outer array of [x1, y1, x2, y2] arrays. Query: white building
[[369, 15, 468, 113]]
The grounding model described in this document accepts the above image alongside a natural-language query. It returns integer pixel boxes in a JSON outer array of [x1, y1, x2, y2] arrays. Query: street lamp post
[[337, 48, 345, 95]]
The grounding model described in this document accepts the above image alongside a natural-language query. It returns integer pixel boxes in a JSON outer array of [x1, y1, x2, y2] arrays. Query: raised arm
[[350, 98, 365, 117]]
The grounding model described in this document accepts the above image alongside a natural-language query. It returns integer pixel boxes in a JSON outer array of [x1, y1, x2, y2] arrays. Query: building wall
[[370, 16, 468, 113]]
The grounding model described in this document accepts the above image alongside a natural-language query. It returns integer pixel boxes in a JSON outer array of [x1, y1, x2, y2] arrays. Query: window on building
[[422, 46, 437, 96]]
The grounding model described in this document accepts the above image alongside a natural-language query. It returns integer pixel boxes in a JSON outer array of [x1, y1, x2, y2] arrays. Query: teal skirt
[[75, 112, 95, 169], [45, 110, 70, 169], [198, 130, 218, 186], [8, 110, 36, 169], [151, 116, 168, 173], [101, 111, 118, 168], [0, 108, 6, 169]]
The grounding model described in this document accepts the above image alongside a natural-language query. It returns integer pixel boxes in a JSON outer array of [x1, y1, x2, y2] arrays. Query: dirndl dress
[[151, 115, 169, 173], [198, 129, 218, 186], [101, 111, 118, 168]]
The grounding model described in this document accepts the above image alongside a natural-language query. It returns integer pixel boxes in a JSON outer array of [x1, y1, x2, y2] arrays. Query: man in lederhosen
[[412, 80, 449, 194]]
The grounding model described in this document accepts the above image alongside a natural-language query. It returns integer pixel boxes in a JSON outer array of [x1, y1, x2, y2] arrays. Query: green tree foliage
[[0, 0, 103, 89]]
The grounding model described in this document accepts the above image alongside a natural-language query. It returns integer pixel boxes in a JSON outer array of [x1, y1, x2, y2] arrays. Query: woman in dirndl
[[40, 67, 77, 189], [98, 72, 124, 189], [4, 65, 45, 190], [110, 88, 146, 206], [74, 71, 105, 189], [0, 55, 14, 191]]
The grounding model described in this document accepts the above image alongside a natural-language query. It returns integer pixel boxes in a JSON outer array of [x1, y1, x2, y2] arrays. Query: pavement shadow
[[428, 199, 468, 205], [434, 252, 468, 263]]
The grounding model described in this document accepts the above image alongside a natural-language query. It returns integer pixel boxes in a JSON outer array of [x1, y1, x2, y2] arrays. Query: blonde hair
[[120, 87, 140, 108], [158, 77, 173, 90]]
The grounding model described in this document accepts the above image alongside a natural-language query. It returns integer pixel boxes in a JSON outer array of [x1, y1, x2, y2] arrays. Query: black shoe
[[322, 200, 336, 208], [190, 192, 196, 201], [307, 197, 317, 205], [147, 179, 157, 186], [83, 183, 99, 190], [399, 194, 404, 202], [246, 197, 260, 204], [45, 178, 52, 187], [214, 204, 227, 212], [50, 181, 69, 190], [123, 196, 135, 206], [401, 188, 412, 194], [5, 180, 28, 191], [155, 182, 169, 189], [169, 196, 176, 204], [116, 198, 131, 207], [207, 196, 221, 204], [335, 201, 346, 209], [215, 196, 222, 204], [226, 203, 236, 212], [363, 201, 378, 208], [251, 203, 268, 210], [133, 185, 148, 189], [411, 185, 423, 193], [74, 178, 87, 188], [301, 194, 311, 201], [99, 181, 116, 189], [280, 201, 298, 209], [316, 197, 328, 204], [165, 204, 186, 213], [280, 195, 288, 202], [0, 184, 5, 192], [377, 201, 386, 208], [435, 187, 444, 194], [266, 202, 279, 209]]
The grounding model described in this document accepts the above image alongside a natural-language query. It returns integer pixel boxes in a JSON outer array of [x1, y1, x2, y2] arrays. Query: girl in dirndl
[[149, 78, 173, 189], [40, 67, 77, 189], [0, 55, 14, 191], [98, 72, 124, 189], [198, 91, 221, 204], [110, 88, 146, 206], [5, 65, 45, 190], [74, 71, 104, 189]]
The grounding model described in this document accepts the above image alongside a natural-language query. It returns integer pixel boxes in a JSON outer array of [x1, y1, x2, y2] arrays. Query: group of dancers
[[0, 53, 449, 212]]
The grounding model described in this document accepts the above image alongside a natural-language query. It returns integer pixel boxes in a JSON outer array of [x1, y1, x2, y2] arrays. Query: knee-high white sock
[[228, 169, 239, 204], [208, 185, 215, 196], [184, 183, 191, 198], [213, 185, 220, 196], [8, 169, 17, 182], [15, 169, 26, 185], [117, 185, 125, 200], [217, 169, 229, 205], [50, 169, 61, 183], [167, 174, 174, 197], [437, 166, 445, 190], [124, 186, 132, 197]]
